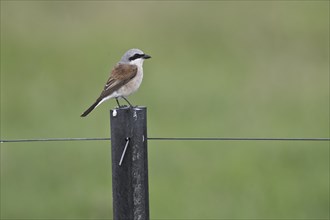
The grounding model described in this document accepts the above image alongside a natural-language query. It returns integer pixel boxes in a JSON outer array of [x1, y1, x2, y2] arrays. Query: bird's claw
[[116, 105, 128, 109]]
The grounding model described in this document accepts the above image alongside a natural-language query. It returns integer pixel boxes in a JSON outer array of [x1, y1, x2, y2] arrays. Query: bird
[[80, 48, 151, 117]]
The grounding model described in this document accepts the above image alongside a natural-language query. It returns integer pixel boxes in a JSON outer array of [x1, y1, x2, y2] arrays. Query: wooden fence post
[[110, 106, 149, 220]]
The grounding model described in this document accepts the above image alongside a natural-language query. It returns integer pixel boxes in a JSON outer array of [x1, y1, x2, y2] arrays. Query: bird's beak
[[143, 54, 151, 59]]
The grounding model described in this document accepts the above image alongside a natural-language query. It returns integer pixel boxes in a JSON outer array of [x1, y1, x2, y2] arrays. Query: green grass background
[[1, 1, 329, 219]]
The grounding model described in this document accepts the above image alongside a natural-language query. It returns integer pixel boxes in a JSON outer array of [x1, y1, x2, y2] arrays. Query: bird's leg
[[115, 98, 122, 108], [122, 97, 133, 107]]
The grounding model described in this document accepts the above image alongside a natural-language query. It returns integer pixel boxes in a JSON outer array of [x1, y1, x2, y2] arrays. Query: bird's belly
[[117, 74, 143, 97]]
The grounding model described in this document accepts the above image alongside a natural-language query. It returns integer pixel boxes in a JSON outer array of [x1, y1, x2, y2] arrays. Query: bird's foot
[[116, 105, 128, 109]]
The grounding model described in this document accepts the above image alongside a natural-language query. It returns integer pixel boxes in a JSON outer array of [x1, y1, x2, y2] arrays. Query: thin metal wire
[[1, 137, 329, 143], [0, 137, 111, 143], [148, 137, 330, 141]]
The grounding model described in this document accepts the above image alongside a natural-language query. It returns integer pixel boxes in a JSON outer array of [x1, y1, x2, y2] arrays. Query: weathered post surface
[[110, 106, 149, 220]]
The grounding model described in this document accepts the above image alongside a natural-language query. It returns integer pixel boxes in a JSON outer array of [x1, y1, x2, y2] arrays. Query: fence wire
[[1, 137, 329, 143]]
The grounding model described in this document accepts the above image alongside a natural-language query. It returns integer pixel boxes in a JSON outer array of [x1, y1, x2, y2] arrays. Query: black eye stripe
[[129, 53, 144, 61]]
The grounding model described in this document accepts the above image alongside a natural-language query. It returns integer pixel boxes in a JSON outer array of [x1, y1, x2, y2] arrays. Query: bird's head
[[120, 48, 151, 65]]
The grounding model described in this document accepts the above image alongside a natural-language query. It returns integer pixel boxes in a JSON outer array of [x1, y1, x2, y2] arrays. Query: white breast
[[116, 65, 143, 97]]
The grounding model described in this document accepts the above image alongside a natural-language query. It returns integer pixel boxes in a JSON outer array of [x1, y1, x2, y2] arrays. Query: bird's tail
[[80, 99, 101, 117]]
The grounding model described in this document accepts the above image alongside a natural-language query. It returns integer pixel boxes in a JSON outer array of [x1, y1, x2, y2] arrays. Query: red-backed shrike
[[81, 48, 151, 117]]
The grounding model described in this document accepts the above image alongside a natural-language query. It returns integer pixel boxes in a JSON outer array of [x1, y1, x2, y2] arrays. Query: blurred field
[[1, 1, 329, 219]]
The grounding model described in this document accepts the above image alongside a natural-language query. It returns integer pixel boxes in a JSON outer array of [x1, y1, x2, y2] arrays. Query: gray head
[[119, 48, 151, 64]]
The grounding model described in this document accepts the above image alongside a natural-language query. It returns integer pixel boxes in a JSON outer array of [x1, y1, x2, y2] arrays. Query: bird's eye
[[129, 53, 144, 61]]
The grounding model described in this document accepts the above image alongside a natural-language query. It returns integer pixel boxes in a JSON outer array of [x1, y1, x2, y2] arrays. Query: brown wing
[[81, 64, 137, 117], [99, 63, 137, 99]]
